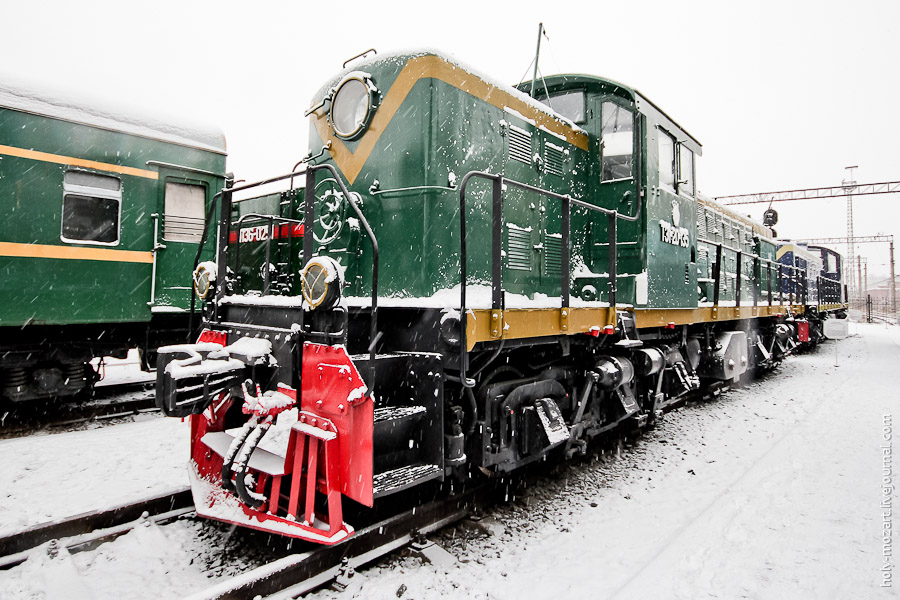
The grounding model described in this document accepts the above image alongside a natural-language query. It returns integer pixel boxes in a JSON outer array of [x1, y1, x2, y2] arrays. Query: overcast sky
[[3, 0, 898, 279]]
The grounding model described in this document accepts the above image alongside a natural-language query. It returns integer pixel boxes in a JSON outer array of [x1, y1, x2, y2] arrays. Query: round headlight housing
[[329, 74, 377, 139], [301, 256, 344, 310], [192, 262, 216, 299]]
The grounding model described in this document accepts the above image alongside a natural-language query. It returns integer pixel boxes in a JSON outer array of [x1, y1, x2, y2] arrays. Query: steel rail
[[0, 488, 192, 569], [0, 380, 157, 438], [184, 479, 508, 600]]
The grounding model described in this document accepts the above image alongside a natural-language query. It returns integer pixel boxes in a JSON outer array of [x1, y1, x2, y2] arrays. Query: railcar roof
[[776, 241, 824, 262], [0, 77, 226, 155]]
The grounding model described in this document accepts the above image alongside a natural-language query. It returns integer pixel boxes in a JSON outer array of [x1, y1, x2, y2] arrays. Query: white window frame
[[678, 144, 695, 198], [60, 170, 122, 246]]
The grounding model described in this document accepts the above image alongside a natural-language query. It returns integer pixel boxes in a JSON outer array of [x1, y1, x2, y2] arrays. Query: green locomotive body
[[155, 50, 844, 545], [0, 82, 226, 401], [303, 52, 782, 316]]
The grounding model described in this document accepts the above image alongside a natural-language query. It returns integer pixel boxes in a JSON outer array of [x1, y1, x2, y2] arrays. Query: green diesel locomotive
[[156, 50, 844, 544]]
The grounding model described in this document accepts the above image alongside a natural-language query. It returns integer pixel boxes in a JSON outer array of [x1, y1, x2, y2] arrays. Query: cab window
[[61, 171, 121, 245], [537, 90, 585, 124], [601, 101, 633, 181], [658, 129, 676, 189], [679, 145, 694, 197]]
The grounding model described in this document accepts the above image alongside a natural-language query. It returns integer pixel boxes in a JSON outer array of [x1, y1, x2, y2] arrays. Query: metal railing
[[189, 163, 380, 393], [232, 213, 305, 296], [698, 236, 842, 309], [457, 171, 641, 387]]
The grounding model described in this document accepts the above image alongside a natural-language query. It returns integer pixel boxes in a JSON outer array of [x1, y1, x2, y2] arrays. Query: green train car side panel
[[643, 121, 696, 309], [0, 102, 226, 326], [307, 53, 594, 304], [294, 51, 777, 314]]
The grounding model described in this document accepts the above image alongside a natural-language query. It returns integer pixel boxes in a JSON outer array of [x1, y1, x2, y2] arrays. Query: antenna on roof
[[529, 23, 546, 98]]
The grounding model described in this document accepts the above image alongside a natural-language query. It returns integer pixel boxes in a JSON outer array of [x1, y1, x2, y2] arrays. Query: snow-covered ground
[[92, 349, 155, 387], [0, 323, 896, 599], [0, 417, 190, 537]]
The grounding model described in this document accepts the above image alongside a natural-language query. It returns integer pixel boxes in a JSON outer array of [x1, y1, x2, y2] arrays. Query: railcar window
[[679, 145, 694, 197], [163, 182, 206, 243], [658, 129, 676, 189], [537, 90, 585, 124], [61, 171, 121, 245], [600, 102, 634, 181]]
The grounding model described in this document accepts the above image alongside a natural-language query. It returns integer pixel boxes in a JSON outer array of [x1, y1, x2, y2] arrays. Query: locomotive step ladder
[[374, 463, 443, 497], [354, 352, 447, 498], [372, 405, 442, 497]]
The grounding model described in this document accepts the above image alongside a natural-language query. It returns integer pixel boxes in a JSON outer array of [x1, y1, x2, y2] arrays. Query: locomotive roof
[[312, 49, 587, 135], [528, 74, 702, 156], [0, 77, 226, 155], [698, 194, 774, 239], [776, 241, 822, 263]]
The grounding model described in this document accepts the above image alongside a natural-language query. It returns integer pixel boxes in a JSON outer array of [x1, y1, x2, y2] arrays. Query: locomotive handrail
[[189, 163, 380, 396], [457, 170, 643, 388], [211, 168, 313, 318], [234, 213, 305, 226], [188, 185, 229, 339], [233, 213, 305, 296], [304, 164, 380, 392], [696, 236, 827, 310]]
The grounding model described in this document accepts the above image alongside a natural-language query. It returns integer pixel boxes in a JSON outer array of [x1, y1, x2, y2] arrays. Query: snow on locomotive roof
[[698, 193, 774, 239], [0, 76, 226, 155], [311, 48, 587, 135]]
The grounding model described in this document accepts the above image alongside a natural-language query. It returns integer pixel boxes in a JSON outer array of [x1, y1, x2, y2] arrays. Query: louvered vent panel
[[508, 126, 533, 165], [506, 226, 533, 271], [697, 205, 707, 237], [543, 235, 563, 277], [544, 142, 565, 176]]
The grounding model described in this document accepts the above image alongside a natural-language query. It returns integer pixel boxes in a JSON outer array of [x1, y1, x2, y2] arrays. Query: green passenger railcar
[[0, 81, 226, 402]]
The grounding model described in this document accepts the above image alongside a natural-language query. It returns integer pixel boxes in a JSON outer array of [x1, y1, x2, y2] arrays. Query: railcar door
[[150, 166, 219, 311], [647, 126, 697, 308]]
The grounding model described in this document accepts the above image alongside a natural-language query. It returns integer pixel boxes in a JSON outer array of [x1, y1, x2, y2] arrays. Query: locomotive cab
[[528, 75, 705, 309]]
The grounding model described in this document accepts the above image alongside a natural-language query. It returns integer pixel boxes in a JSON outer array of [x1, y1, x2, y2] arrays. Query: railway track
[[0, 375, 755, 597], [0, 488, 192, 570], [0, 472, 506, 598], [179, 381, 751, 598], [0, 379, 158, 438], [185, 480, 507, 600]]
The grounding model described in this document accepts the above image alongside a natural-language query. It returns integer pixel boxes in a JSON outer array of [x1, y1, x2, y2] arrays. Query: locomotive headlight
[[329, 73, 377, 139], [192, 262, 216, 299], [301, 256, 344, 310]]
